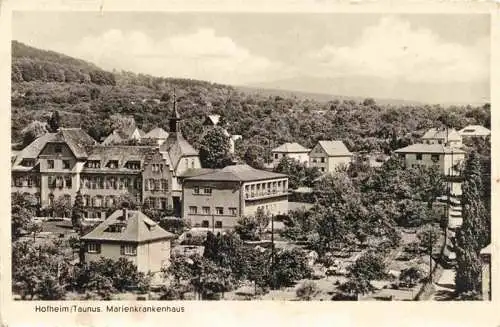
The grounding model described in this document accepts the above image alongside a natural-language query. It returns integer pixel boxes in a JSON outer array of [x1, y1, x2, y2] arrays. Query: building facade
[[11, 98, 201, 219], [394, 144, 466, 176], [309, 140, 352, 174], [81, 209, 175, 273], [272, 142, 310, 167], [181, 165, 288, 230]]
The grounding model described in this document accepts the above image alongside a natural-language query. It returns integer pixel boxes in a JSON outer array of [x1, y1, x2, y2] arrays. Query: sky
[[12, 12, 490, 104]]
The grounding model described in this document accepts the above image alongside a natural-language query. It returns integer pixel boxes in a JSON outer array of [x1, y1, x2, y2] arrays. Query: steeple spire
[[169, 89, 181, 133]]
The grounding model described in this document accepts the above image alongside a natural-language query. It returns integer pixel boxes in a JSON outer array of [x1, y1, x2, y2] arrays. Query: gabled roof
[[316, 141, 352, 157], [51, 128, 96, 159], [101, 131, 125, 146], [12, 133, 55, 169], [459, 125, 491, 136], [272, 142, 310, 153], [145, 127, 169, 139], [178, 168, 218, 178], [395, 143, 466, 154], [185, 164, 287, 182], [103, 126, 144, 145], [81, 210, 175, 243], [85, 145, 160, 171], [422, 128, 461, 141], [203, 115, 221, 126], [159, 133, 198, 170]]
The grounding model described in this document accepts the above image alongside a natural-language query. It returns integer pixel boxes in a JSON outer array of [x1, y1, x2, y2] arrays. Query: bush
[[273, 249, 313, 288], [296, 281, 319, 300]]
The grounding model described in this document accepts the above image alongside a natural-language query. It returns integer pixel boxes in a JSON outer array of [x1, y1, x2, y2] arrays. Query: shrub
[[296, 281, 319, 301]]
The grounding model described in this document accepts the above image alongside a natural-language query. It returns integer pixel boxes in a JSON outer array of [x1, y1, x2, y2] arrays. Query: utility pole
[[428, 232, 433, 283]]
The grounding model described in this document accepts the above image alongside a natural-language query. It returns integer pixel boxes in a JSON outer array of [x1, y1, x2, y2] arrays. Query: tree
[[338, 277, 375, 299], [199, 127, 233, 169], [52, 195, 72, 218], [273, 248, 312, 288], [348, 251, 387, 281], [455, 151, 487, 295], [399, 267, 424, 288], [21, 120, 48, 147], [110, 113, 135, 132], [243, 144, 266, 169], [234, 216, 259, 241], [296, 280, 319, 301], [281, 208, 318, 241], [47, 110, 61, 132], [416, 225, 441, 254], [71, 191, 85, 231], [12, 205, 32, 241]]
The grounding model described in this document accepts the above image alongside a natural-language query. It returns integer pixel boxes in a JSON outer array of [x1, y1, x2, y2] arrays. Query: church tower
[[168, 92, 181, 134]]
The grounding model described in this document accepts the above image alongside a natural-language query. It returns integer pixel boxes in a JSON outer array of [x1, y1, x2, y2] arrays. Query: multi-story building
[[272, 142, 310, 167], [81, 208, 175, 273], [421, 128, 462, 148], [11, 98, 201, 219], [394, 144, 466, 176], [309, 140, 352, 174], [181, 164, 288, 230]]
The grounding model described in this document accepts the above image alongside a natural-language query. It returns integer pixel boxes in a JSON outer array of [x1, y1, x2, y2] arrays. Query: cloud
[[59, 28, 283, 85], [307, 16, 489, 84]]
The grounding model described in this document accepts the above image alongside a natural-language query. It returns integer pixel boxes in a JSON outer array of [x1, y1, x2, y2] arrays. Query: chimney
[[122, 208, 128, 221]]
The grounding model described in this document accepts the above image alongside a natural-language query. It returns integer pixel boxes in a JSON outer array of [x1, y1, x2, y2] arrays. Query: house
[[181, 164, 288, 230], [272, 142, 310, 167], [394, 144, 466, 176], [309, 141, 353, 173], [480, 244, 491, 301], [81, 208, 176, 273], [144, 127, 169, 146], [459, 125, 491, 139], [102, 124, 146, 146], [202, 114, 240, 154], [11, 96, 200, 219], [421, 128, 462, 148]]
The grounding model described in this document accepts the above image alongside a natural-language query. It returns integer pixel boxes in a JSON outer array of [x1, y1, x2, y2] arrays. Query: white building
[[421, 128, 462, 148], [272, 142, 310, 167], [459, 125, 491, 139], [309, 140, 353, 174], [394, 143, 466, 176]]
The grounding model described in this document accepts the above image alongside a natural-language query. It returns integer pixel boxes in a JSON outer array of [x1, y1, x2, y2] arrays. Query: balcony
[[245, 189, 287, 200]]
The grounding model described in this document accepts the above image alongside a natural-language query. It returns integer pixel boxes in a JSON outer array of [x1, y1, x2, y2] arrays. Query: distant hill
[[10, 41, 489, 162], [235, 85, 424, 106]]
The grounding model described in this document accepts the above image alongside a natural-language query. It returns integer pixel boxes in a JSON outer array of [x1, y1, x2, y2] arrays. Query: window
[[63, 160, 70, 169], [204, 187, 212, 195], [193, 186, 200, 194], [161, 179, 168, 191], [155, 180, 161, 191], [321, 167, 325, 172], [416, 154, 423, 161], [87, 243, 101, 254], [47, 160, 54, 169], [229, 207, 237, 216], [438, 140, 443, 144], [202, 220, 209, 228], [431, 154, 440, 163], [202, 207, 211, 215], [312, 159, 317, 163], [107, 160, 119, 169], [125, 161, 141, 170], [120, 244, 137, 256], [320, 157, 325, 163], [21, 159, 35, 167], [55, 145, 62, 154], [216, 207, 224, 215], [160, 198, 167, 210], [86, 160, 101, 168], [191, 160, 195, 168], [189, 206, 198, 214], [274, 153, 279, 159], [215, 221, 222, 229], [64, 176, 72, 188], [151, 164, 161, 172]]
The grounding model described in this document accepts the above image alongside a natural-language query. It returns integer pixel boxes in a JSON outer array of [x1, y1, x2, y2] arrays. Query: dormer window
[[86, 160, 101, 168], [125, 161, 141, 170], [21, 159, 35, 167], [107, 160, 119, 169], [106, 222, 127, 233]]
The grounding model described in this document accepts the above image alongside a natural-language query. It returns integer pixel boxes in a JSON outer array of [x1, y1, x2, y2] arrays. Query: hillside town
[[11, 94, 491, 301]]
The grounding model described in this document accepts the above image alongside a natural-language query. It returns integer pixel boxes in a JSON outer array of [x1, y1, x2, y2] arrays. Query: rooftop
[[317, 140, 352, 156], [272, 142, 310, 153], [81, 209, 176, 243], [422, 128, 461, 140], [395, 143, 466, 154], [184, 164, 287, 182], [459, 125, 491, 136], [144, 127, 169, 139]]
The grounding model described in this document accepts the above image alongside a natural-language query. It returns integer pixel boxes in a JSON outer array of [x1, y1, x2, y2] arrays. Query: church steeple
[[169, 90, 181, 133]]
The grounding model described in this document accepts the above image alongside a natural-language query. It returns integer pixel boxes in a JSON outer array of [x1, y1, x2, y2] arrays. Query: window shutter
[[120, 244, 125, 255]]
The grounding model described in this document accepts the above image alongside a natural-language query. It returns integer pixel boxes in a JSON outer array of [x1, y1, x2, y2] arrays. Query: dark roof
[[272, 142, 310, 153], [179, 168, 218, 178], [317, 141, 352, 156], [81, 210, 175, 243], [51, 128, 96, 158], [12, 133, 55, 168], [395, 144, 466, 154], [85, 145, 159, 169], [185, 164, 287, 182]]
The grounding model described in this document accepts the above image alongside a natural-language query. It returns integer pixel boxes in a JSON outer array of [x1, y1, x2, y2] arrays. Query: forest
[[11, 40, 490, 165]]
